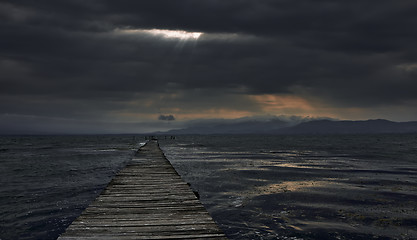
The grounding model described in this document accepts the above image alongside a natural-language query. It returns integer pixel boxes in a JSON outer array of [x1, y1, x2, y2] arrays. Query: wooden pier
[[58, 140, 227, 240]]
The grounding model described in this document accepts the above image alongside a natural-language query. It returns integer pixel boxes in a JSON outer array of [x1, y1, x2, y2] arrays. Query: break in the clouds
[[1, 1, 417, 133]]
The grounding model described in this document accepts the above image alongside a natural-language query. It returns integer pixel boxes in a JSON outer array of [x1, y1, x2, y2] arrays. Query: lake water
[[1, 134, 416, 239], [0, 135, 141, 240], [159, 134, 417, 240]]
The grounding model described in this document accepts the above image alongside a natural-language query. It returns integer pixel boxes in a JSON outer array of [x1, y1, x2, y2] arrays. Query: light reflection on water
[[160, 134, 417, 240], [254, 179, 348, 194], [5, 134, 417, 239]]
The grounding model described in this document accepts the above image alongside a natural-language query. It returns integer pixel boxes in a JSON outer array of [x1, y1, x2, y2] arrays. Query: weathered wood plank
[[59, 233, 227, 240], [58, 140, 227, 240], [77, 213, 213, 221], [70, 219, 216, 226]]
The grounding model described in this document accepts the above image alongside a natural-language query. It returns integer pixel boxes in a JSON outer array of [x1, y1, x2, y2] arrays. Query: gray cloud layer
[[1, 1, 417, 133]]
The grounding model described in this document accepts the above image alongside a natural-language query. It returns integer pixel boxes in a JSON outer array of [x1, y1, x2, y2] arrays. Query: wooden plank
[[58, 140, 227, 240], [77, 213, 214, 221], [59, 233, 227, 240]]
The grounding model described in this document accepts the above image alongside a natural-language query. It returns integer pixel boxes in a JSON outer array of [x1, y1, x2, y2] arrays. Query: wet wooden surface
[[58, 140, 227, 240]]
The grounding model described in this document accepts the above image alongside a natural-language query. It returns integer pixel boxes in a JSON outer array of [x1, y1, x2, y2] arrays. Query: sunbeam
[[116, 28, 202, 40]]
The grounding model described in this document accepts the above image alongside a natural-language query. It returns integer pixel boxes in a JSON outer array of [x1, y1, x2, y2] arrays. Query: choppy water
[[159, 134, 417, 240], [1, 134, 417, 240], [0, 135, 141, 240]]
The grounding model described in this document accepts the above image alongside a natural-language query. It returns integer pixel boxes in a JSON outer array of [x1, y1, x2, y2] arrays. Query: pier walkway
[[58, 140, 227, 240]]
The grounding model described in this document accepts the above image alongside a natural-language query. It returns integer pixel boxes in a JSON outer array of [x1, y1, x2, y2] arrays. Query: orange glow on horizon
[[168, 109, 255, 120], [250, 94, 315, 113], [109, 107, 254, 122], [110, 93, 374, 122]]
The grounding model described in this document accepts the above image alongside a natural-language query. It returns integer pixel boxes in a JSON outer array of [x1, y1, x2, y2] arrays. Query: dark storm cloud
[[158, 115, 175, 121], [1, 0, 417, 132]]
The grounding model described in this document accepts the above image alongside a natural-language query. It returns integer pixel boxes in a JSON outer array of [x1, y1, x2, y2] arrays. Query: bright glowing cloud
[[116, 28, 202, 40], [145, 29, 202, 39]]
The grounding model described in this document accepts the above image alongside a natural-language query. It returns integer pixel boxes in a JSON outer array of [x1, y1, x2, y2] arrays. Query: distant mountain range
[[162, 118, 295, 135], [160, 119, 417, 135]]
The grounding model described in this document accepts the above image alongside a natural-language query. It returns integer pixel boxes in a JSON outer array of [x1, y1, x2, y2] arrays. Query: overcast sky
[[1, 0, 417, 134]]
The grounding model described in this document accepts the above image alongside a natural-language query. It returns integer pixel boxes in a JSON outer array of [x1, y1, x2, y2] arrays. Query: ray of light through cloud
[[114, 27, 203, 56], [115, 28, 202, 40]]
